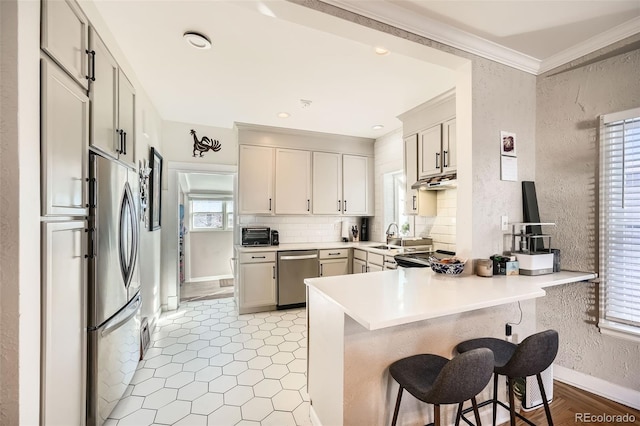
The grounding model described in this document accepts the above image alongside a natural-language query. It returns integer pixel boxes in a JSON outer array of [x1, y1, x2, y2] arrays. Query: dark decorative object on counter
[[149, 147, 163, 231], [190, 129, 221, 157]]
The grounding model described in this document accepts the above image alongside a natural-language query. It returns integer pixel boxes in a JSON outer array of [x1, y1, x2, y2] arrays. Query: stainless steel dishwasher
[[277, 250, 319, 309]]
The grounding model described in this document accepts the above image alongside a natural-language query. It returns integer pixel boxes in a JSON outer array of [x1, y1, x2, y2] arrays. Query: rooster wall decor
[[190, 129, 222, 157]]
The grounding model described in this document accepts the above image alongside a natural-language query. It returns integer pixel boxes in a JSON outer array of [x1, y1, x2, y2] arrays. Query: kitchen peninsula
[[304, 269, 596, 426]]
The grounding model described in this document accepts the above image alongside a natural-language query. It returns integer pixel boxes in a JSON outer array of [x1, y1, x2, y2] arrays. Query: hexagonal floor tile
[[263, 364, 289, 380], [209, 352, 234, 367], [237, 369, 264, 386], [144, 354, 172, 369], [162, 343, 188, 355], [293, 401, 312, 425], [277, 341, 299, 353], [283, 332, 304, 342], [293, 347, 307, 360], [172, 350, 197, 364], [264, 335, 285, 345], [240, 397, 273, 422], [165, 371, 195, 389], [108, 395, 144, 419], [256, 345, 279, 357], [251, 330, 271, 339], [177, 380, 208, 401], [176, 334, 199, 344], [131, 377, 165, 397], [174, 413, 207, 426], [154, 362, 183, 378], [240, 325, 260, 334], [182, 357, 209, 372], [221, 342, 244, 354], [270, 327, 289, 336], [222, 360, 248, 376], [197, 346, 221, 359], [221, 327, 241, 337], [141, 388, 178, 410], [208, 404, 241, 426], [234, 348, 257, 362], [289, 324, 306, 333], [209, 375, 237, 393], [272, 389, 303, 411], [191, 392, 224, 415], [154, 400, 191, 424], [224, 384, 254, 406], [262, 410, 297, 426], [186, 339, 209, 351], [194, 365, 222, 382], [115, 408, 157, 426], [258, 322, 277, 331], [271, 352, 295, 365], [281, 372, 306, 390], [253, 378, 282, 398], [276, 320, 294, 328], [247, 356, 272, 370], [210, 336, 232, 346], [287, 359, 306, 373], [130, 368, 154, 385]]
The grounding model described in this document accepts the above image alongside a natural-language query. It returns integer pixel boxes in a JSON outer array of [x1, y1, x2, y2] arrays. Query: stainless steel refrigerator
[[87, 152, 141, 425]]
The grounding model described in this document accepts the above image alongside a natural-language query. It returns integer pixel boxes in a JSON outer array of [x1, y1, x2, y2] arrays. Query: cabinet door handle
[[85, 50, 96, 82], [412, 195, 417, 210], [344, 200, 347, 212], [338, 200, 341, 212], [435, 152, 440, 168], [307, 199, 310, 212], [269, 198, 272, 211], [122, 132, 127, 155], [85, 227, 95, 259], [443, 150, 448, 168], [272, 265, 276, 279], [251, 256, 266, 259], [328, 252, 341, 256], [320, 264, 324, 276]]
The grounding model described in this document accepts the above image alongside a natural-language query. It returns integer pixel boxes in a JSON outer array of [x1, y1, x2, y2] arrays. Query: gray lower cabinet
[[237, 251, 277, 314], [41, 220, 87, 426]]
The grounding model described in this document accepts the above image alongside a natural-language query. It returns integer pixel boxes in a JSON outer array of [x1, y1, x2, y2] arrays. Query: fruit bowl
[[429, 257, 467, 275]]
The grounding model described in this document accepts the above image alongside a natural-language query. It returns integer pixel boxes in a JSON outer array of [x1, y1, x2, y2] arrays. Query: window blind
[[599, 107, 640, 339]]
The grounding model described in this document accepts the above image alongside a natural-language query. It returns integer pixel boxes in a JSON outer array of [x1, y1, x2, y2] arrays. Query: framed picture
[[500, 131, 517, 157], [149, 147, 163, 231]]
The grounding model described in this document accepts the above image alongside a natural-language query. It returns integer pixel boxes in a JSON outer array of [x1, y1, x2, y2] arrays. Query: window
[[190, 198, 234, 231], [599, 107, 640, 340]]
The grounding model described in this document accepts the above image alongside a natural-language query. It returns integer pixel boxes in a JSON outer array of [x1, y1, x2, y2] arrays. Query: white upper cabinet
[[89, 29, 118, 157], [275, 149, 311, 215], [404, 134, 419, 215], [41, 0, 89, 90], [89, 29, 136, 167], [443, 118, 457, 173], [342, 154, 371, 215], [418, 124, 443, 178], [312, 152, 342, 215], [41, 57, 89, 217], [117, 70, 136, 167], [238, 145, 275, 215]]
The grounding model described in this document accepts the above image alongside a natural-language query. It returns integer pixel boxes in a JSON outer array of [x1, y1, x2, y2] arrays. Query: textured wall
[[0, 0, 20, 422], [535, 48, 640, 390]]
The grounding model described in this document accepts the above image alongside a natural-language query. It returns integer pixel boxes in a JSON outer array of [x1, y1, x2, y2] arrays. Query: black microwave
[[241, 227, 271, 246]]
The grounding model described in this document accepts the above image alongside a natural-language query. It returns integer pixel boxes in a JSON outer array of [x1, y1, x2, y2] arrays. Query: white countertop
[[236, 241, 395, 253], [305, 269, 596, 331]]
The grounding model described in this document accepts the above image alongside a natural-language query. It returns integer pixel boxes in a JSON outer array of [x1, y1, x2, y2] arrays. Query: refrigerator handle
[[101, 294, 141, 337], [119, 182, 139, 288]]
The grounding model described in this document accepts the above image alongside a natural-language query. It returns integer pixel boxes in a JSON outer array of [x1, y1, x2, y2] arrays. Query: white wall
[[187, 231, 234, 280], [372, 129, 403, 242], [162, 120, 237, 168], [535, 47, 640, 392], [415, 188, 457, 252]]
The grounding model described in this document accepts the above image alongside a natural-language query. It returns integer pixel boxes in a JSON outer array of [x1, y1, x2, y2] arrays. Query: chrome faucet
[[385, 222, 399, 244]]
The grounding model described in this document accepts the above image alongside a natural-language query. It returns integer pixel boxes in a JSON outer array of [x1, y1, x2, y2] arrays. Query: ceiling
[[91, 0, 640, 139], [178, 172, 234, 195]]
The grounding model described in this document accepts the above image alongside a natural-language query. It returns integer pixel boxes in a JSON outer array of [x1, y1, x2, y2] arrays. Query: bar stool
[[389, 348, 494, 426], [455, 330, 559, 426]]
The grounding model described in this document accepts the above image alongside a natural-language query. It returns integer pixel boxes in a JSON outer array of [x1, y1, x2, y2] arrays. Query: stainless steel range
[[394, 250, 456, 268]]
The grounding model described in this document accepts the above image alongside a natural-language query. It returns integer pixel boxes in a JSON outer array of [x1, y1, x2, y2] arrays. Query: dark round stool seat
[[388, 348, 494, 426], [455, 330, 559, 426]]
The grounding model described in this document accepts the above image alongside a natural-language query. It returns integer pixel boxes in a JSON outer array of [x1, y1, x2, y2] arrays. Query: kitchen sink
[[370, 245, 396, 250]]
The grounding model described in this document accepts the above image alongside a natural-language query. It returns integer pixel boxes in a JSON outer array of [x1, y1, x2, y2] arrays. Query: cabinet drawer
[[367, 252, 384, 266], [353, 249, 367, 261], [319, 249, 348, 259], [239, 252, 276, 263]]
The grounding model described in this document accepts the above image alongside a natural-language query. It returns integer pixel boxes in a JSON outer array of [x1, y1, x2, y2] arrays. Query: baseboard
[[149, 307, 162, 333], [554, 364, 640, 410], [186, 274, 233, 283], [309, 404, 322, 426]]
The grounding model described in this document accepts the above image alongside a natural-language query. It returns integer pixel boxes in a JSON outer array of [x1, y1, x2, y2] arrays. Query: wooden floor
[[507, 381, 640, 425], [180, 279, 234, 302]]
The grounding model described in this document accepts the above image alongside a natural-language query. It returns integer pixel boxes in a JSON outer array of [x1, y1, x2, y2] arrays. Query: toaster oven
[[241, 227, 271, 246]]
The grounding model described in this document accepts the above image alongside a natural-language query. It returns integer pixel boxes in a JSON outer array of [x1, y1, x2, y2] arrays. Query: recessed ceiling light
[[372, 124, 384, 130], [374, 46, 390, 56], [277, 112, 290, 118], [183, 32, 211, 50]]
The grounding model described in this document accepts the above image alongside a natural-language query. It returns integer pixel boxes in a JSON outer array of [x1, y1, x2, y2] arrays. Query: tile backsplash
[[415, 188, 456, 252], [238, 215, 361, 244]]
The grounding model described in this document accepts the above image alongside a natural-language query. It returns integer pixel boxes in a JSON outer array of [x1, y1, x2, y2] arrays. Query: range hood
[[411, 172, 457, 191]]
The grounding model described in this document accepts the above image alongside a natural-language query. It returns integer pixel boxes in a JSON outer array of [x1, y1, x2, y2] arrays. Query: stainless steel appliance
[[270, 229, 279, 246], [394, 250, 455, 268], [87, 153, 141, 426], [277, 250, 319, 308], [241, 226, 271, 246]]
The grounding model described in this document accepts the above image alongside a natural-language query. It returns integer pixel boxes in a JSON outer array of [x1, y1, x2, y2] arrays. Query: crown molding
[[321, 0, 541, 74], [538, 16, 640, 74], [321, 0, 640, 76]]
